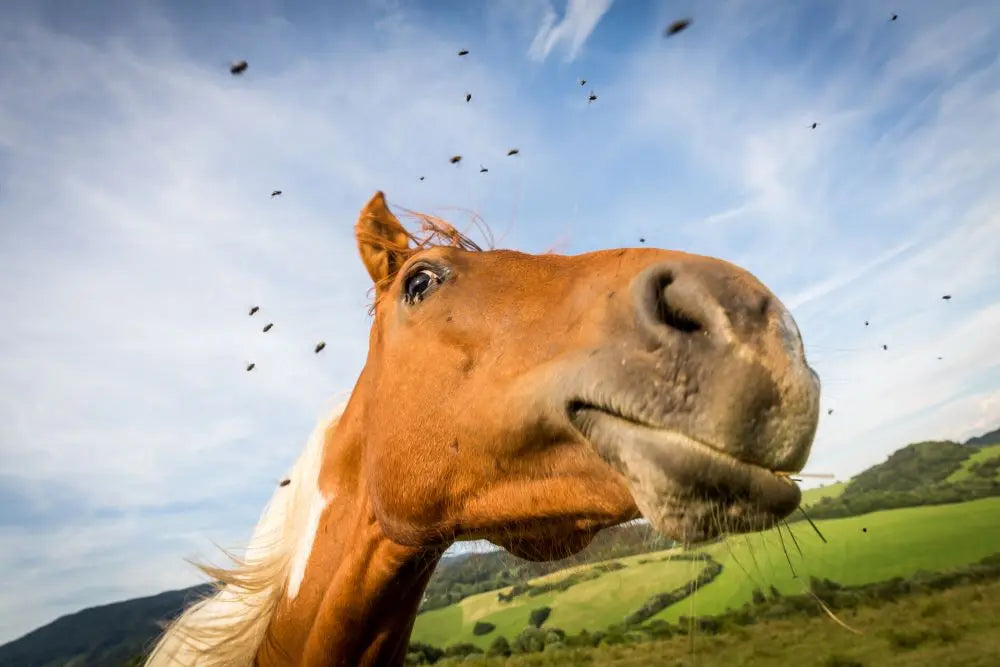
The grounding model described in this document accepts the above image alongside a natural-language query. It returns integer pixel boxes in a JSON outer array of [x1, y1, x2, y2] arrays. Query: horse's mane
[[145, 399, 348, 666], [146, 204, 493, 665]]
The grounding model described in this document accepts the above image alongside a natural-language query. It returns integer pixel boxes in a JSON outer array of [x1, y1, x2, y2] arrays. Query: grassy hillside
[[5, 426, 999, 666], [799, 481, 847, 507], [411, 498, 1000, 648], [419, 521, 675, 612], [453, 575, 1000, 666], [412, 550, 700, 648], [803, 437, 1000, 520], [0, 584, 212, 667], [654, 497, 1000, 623], [945, 442, 1000, 483], [844, 440, 971, 495], [965, 426, 1000, 447]]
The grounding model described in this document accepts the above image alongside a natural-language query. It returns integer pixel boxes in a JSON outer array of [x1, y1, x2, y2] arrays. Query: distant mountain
[[0, 584, 211, 667], [0, 522, 670, 667], [844, 440, 971, 495], [965, 425, 1000, 447], [5, 426, 1000, 667], [803, 435, 1000, 520]]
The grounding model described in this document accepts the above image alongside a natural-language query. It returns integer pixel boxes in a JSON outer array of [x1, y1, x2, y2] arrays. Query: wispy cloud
[[783, 238, 919, 311], [0, 3, 551, 641], [1, 0, 998, 645], [607, 0, 1000, 482], [527, 0, 615, 62]]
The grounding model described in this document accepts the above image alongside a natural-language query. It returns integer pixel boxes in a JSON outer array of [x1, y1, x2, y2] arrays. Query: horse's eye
[[404, 269, 439, 304]]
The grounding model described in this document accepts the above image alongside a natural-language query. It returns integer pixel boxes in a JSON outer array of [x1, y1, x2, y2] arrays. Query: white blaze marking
[[287, 484, 330, 599], [283, 400, 344, 600]]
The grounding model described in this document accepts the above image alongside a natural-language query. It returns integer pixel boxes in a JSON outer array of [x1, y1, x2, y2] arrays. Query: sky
[[1, 0, 999, 645]]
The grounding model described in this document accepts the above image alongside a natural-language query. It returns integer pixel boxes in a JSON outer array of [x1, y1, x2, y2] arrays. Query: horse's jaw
[[569, 405, 803, 543]]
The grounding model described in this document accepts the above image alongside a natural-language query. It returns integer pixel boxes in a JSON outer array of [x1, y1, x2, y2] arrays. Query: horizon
[[1, 0, 999, 644], [7, 423, 999, 645]]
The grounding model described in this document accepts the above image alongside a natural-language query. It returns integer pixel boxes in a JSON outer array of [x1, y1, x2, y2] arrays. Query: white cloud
[[527, 0, 615, 62], [604, 0, 1000, 487], [0, 6, 552, 642]]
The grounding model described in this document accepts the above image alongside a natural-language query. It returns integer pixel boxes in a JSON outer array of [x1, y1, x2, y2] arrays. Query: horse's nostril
[[652, 273, 704, 334]]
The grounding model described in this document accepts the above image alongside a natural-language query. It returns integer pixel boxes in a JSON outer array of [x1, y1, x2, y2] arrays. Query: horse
[[146, 190, 820, 666]]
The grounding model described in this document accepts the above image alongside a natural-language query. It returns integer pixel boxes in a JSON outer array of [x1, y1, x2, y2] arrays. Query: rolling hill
[[0, 585, 212, 667], [408, 497, 1000, 648], [798, 480, 846, 507], [2, 426, 998, 666]]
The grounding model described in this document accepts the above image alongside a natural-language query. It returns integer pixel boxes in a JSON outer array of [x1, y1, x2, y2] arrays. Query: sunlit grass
[[414, 548, 695, 648], [944, 442, 1000, 483], [414, 498, 1000, 650], [490, 577, 1000, 666], [654, 497, 1000, 623], [800, 480, 848, 507]]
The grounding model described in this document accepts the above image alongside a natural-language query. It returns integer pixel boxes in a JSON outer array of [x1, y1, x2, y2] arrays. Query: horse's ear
[[355, 191, 412, 290]]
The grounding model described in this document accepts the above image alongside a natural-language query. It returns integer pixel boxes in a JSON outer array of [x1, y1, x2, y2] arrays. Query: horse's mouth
[[568, 402, 802, 543]]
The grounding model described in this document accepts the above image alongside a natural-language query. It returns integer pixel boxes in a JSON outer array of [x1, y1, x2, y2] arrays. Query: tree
[[528, 606, 551, 628], [443, 642, 482, 658], [472, 621, 495, 636], [486, 635, 511, 657]]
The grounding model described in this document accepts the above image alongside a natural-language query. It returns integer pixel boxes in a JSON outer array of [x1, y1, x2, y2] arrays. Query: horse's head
[[350, 191, 820, 560]]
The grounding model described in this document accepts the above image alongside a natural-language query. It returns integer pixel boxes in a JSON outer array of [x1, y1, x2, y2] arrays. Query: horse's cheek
[[365, 429, 453, 543]]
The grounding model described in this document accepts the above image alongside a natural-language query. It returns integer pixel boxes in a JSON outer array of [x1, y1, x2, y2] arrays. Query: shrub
[[544, 628, 566, 644], [486, 635, 511, 657], [642, 619, 673, 639], [406, 641, 444, 664], [884, 628, 930, 650], [920, 600, 945, 618], [511, 627, 547, 654], [529, 606, 552, 628], [443, 642, 482, 658], [471, 621, 495, 636], [936, 624, 963, 643], [599, 629, 626, 646], [565, 629, 595, 647], [696, 616, 722, 634]]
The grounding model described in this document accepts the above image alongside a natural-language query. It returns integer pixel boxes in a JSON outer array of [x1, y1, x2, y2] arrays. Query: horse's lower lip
[[568, 405, 802, 536]]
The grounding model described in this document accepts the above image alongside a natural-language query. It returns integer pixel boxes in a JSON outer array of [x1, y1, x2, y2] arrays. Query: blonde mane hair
[[145, 399, 348, 666]]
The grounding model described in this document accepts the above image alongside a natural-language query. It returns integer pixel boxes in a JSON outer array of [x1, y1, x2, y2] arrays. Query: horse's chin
[[490, 529, 597, 562], [569, 406, 803, 543]]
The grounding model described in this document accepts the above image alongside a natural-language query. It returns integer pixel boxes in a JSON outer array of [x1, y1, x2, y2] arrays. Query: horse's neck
[[258, 425, 443, 666]]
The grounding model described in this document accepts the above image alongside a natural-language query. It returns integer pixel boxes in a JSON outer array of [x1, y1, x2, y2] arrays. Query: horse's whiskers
[[798, 505, 828, 544], [806, 588, 864, 636], [776, 522, 797, 578]]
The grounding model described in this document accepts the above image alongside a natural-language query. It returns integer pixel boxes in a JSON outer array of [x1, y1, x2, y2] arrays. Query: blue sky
[[1, 0, 999, 644]]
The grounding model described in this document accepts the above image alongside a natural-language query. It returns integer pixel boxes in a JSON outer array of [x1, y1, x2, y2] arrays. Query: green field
[[412, 549, 700, 648], [653, 497, 1000, 622], [800, 481, 847, 507], [413, 498, 1000, 648], [453, 576, 1000, 666], [945, 442, 1000, 482]]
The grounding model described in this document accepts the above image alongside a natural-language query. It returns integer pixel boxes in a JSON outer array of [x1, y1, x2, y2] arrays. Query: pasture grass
[[799, 481, 848, 507], [944, 442, 1000, 483], [414, 498, 1000, 649], [413, 549, 695, 648], [454, 576, 1000, 665], [654, 497, 1000, 623]]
